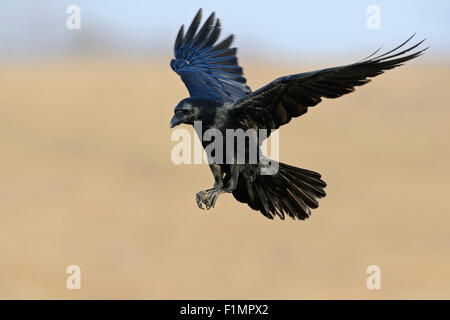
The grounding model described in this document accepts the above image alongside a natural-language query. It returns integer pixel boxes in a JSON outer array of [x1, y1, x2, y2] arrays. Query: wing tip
[[372, 34, 427, 62], [195, 8, 203, 20]]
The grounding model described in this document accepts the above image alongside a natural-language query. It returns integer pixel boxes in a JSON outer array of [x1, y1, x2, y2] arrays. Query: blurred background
[[0, 0, 449, 299]]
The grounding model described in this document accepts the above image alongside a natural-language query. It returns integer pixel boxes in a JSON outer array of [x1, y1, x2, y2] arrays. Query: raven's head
[[170, 97, 220, 128], [169, 98, 200, 128]]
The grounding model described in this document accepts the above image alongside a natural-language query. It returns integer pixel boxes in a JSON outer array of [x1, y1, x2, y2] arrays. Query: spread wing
[[231, 35, 427, 134], [171, 9, 251, 103]]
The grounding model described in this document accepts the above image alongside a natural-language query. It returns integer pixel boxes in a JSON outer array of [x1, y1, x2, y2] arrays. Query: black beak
[[170, 111, 184, 128]]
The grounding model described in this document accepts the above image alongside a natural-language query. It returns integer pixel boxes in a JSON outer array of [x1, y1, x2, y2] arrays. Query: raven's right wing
[[231, 35, 427, 134], [171, 9, 251, 103]]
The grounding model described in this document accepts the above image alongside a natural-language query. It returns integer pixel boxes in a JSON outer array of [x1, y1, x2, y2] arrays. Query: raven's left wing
[[171, 9, 251, 103], [231, 35, 427, 134]]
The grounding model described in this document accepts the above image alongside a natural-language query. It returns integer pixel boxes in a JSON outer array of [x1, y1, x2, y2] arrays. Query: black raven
[[169, 9, 426, 220]]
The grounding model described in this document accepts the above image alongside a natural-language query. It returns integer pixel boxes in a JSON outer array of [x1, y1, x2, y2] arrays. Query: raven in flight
[[169, 9, 426, 220]]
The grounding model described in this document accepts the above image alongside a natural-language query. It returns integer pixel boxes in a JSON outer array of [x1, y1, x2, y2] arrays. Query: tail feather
[[263, 188, 285, 220], [281, 173, 319, 208], [254, 185, 273, 219], [232, 162, 327, 220]]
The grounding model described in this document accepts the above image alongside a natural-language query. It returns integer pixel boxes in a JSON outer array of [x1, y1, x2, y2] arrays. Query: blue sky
[[0, 0, 448, 61]]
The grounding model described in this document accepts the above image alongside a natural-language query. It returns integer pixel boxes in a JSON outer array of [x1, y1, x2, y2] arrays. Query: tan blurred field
[[0, 58, 449, 299]]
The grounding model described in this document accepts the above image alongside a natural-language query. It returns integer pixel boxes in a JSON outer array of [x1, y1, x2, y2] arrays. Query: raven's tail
[[232, 162, 326, 220]]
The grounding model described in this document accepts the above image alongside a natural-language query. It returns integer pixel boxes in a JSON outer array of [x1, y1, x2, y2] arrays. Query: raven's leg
[[210, 164, 224, 189], [202, 164, 242, 209], [196, 164, 224, 210]]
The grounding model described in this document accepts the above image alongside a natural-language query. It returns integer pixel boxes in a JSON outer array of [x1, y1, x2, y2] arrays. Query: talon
[[196, 188, 223, 211], [196, 192, 205, 210], [205, 194, 212, 208], [202, 189, 219, 209], [210, 194, 218, 208]]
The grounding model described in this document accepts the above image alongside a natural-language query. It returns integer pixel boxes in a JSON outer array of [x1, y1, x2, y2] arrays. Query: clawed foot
[[196, 188, 221, 210]]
